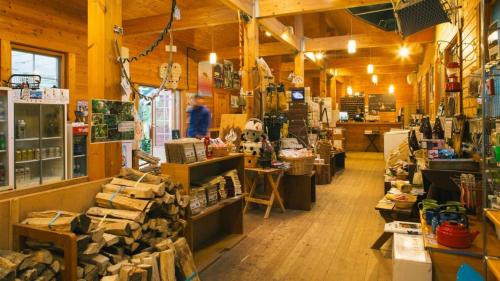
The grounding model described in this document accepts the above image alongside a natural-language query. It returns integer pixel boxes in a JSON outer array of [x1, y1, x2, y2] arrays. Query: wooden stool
[[244, 168, 286, 218]]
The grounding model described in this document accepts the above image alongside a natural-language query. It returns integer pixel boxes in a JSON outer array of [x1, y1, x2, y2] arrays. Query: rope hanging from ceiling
[[115, 0, 178, 101]]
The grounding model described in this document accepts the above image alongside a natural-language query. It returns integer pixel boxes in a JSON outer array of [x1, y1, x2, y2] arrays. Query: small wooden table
[[244, 168, 286, 218], [371, 199, 414, 250]]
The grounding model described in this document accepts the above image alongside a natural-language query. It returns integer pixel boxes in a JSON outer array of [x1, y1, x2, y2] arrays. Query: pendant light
[[371, 74, 378, 85], [347, 86, 353, 95], [347, 16, 356, 54], [209, 29, 217, 64], [367, 48, 374, 74], [389, 84, 395, 94], [367, 64, 374, 74]]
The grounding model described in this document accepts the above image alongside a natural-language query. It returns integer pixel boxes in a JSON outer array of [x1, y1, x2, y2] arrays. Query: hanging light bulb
[[265, 31, 272, 37], [315, 52, 324, 60], [399, 46, 410, 57], [347, 86, 353, 95], [348, 39, 357, 54], [389, 84, 395, 94], [209, 28, 216, 64], [209, 52, 217, 65], [371, 74, 378, 85], [367, 64, 374, 74], [305, 52, 316, 62]]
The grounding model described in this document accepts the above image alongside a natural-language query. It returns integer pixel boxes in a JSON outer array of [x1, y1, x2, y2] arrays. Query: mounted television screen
[[290, 88, 305, 101], [339, 111, 349, 121]]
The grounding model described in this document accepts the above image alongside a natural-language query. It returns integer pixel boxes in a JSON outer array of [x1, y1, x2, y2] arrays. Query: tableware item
[[436, 214, 479, 248]]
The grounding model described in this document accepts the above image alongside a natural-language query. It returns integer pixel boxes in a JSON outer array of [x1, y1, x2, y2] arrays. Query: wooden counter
[[336, 122, 402, 152]]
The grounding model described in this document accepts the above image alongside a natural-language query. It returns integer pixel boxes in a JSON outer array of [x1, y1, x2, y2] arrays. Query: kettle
[[436, 214, 479, 249]]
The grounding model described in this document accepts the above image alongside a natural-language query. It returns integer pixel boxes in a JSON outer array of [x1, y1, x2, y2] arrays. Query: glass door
[[40, 104, 65, 184], [0, 91, 8, 190], [138, 86, 154, 154], [153, 90, 179, 162], [14, 104, 41, 188]]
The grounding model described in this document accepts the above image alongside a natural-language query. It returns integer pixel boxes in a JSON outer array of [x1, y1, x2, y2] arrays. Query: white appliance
[[8, 88, 69, 189], [384, 130, 409, 160], [392, 233, 432, 281]]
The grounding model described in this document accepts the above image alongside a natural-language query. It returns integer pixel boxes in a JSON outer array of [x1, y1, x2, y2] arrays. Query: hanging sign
[[91, 99, 135, 143]]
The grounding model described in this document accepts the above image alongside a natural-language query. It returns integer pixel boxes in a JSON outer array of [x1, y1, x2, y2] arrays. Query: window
[[11, 49, 62, 89]]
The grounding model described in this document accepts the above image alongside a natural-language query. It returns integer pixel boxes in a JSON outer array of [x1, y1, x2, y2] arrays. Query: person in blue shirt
[[187, 95, 211, 138]]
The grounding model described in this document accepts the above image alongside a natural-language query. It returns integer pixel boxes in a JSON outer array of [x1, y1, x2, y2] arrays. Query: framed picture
[[230, 95, 239, 108], [198, 61, 213, 96]]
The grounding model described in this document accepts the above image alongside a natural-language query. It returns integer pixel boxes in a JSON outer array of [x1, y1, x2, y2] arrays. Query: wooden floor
[[200, 152, 393, 281]]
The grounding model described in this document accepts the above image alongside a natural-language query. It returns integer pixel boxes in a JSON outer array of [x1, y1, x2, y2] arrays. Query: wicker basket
[[317, 141, 332, 162], [282, 156, 315, 175], [211, 146, 229, 157]]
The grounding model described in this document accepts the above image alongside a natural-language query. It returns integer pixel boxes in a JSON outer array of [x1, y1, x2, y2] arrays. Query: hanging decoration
[[115, 0, 178, 102]]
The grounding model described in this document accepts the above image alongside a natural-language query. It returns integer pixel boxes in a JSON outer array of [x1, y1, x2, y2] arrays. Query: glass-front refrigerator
[[67, 123, 88, 178], [0, 88, 12, 191], [11, 90, 68, 189]]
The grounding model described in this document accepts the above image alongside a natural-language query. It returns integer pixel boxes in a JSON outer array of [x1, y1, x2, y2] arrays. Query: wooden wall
[[416, 0, 480, 118], [0, 0, 87, 121], [341, 73, 416, 122]]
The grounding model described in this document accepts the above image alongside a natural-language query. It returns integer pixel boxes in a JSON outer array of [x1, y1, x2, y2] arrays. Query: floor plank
[[199, 152, 392, 281]]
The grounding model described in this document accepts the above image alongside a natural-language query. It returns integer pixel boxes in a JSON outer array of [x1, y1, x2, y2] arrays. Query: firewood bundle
[[0, 249, 60, 281], [11, 168, 198, 281]]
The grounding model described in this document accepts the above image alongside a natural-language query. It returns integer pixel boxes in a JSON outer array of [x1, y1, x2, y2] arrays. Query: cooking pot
[[436, 214, 479, 249]]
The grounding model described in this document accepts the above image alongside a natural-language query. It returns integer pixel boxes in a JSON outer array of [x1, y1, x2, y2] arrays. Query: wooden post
[[0, 39, 11, 83], [294, 16, 304, 87], [243, 17, 259, 117], [88, 0, 123, 180], [320, 70, 327, 97]]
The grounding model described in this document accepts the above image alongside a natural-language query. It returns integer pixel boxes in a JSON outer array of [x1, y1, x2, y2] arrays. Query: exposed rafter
[[305, 29, 434, 52], [123, 6, 238, 36], [199, 42, 295, 59], [335, 65, 417, 76], [257, 0, 390, 18]]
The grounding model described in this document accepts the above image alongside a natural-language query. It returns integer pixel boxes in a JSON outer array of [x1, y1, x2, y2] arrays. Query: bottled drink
[[24, 167, 31, 185], [419, 117, 433, 139], [0, 163, 6, 186], [0, 132, 6, 150], [0, 101, 5, 120], [16, 120, 26, 139]]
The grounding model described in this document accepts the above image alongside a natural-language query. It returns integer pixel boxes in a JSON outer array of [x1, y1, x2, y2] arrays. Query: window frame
[[10, 44, 66, 88]]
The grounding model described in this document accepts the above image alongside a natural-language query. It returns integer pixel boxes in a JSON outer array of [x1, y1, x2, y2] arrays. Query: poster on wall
[[368, 94, 396, 114], [198, 61, 213, 96], [91, 99, 135, 143]]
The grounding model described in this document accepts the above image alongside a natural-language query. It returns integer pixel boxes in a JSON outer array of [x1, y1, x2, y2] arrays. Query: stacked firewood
[[11, 168, 199, 281], [0, 249, 61, 281]]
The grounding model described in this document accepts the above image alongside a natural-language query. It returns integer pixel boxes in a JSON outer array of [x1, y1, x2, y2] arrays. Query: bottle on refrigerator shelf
[[0, 132, 6, 150], [16, 120, 26, 139], [0, 101, 5, 120], [24, 167, 31, 186], [0, 162, 6, 186]]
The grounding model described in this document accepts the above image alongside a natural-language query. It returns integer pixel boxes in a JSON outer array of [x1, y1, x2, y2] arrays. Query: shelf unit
[[160, 153, 245, 270]]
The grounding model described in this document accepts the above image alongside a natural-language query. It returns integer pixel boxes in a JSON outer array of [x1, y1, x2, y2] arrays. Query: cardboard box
[[392, 233, 432, 281], [333, 128, 345, 135], [333, 140, 344, 150]]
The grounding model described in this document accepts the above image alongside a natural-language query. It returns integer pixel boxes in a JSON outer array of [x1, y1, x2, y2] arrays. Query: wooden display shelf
[[161, 153, 244, 194], [161, 154, 245, 266], [12, 224, 78, 281], [419, 211, 500, 258], [487, 258, 500, 280]]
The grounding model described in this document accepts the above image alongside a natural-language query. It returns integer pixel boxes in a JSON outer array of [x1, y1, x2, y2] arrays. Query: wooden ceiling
[[64, 0, 431, 78]]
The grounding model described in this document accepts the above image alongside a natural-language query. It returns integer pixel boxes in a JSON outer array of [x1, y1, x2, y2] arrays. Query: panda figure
[[241, 141, 262, 157]]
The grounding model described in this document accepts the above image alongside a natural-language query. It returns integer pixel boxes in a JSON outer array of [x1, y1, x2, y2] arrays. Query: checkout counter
[[336, 121, 403, 152]]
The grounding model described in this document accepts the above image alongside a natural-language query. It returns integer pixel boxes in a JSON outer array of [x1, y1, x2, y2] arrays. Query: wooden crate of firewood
[[2, 167, 199, 281]]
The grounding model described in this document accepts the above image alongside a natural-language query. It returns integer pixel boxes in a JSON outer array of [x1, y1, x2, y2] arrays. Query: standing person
[[187, 95, 211, 138]]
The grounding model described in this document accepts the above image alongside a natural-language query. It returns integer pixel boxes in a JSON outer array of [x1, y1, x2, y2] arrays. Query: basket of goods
[[280, 149, 315, 175], [385, 193, 417, 209], [317, 140, 332, 162], [210, 138, 230, 157]]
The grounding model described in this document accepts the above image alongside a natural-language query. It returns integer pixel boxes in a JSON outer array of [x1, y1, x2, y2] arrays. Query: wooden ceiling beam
[[123, 6, 238, 37], [199, 42, 295, 59], [218, 0, 302, 51], [257, 0, 390, 18], [306, 28, 434, 51], [280, 61, 319, 72], [336, 65, 417, 76], [328, 56, 419, 68]]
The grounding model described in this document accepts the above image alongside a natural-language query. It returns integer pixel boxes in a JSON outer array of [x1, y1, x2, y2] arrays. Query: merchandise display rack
[[160, 153, 245, 270]]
